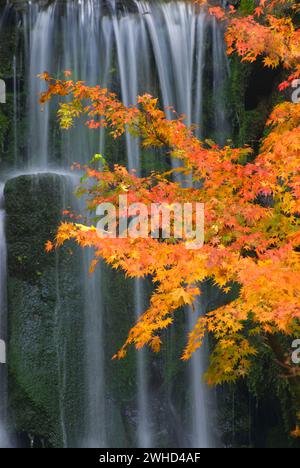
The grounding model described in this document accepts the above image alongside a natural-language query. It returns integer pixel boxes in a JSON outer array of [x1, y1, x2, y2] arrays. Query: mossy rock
[[5, 173, 85, 447]]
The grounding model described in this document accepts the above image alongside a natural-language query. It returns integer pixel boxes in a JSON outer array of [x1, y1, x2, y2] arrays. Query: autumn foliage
[[41, 0, 300, 431], [205, 0, 300, 85]]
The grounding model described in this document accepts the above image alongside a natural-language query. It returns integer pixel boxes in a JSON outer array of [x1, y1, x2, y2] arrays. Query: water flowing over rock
[[0, 184, 9, 448], [0, 0, 231, 447]]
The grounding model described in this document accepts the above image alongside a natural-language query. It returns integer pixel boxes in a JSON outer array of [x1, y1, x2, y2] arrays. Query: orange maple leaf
[[45, 240, 54, 253]]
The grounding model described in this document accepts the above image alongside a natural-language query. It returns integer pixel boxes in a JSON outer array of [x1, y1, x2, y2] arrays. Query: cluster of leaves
[[41, 67, 300, 384], [40, 0, 300, 437], [198, 0, 300, 87]]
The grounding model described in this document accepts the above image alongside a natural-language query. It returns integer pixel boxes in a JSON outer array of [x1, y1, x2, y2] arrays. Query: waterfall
[[0, 185, 9, 448], [188, 298, 211, 448], [134, 279, 152, 448], [111, 2, 141, 173], [82, 253, 107, 448], [212, 16, 230, 145], [52, 174, 82, 448], [3, 0, 231, 448], [27, 3, 56, 169], [109, 1, 152, 447]]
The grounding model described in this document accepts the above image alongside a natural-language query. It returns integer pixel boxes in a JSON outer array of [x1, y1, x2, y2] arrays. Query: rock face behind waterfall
[[3, 173, 190, 448], [2, 0, 299, 449], [4, 174, 85, 447]]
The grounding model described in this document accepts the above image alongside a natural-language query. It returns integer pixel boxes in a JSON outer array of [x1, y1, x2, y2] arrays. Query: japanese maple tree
[[41, 0, 300, 434]]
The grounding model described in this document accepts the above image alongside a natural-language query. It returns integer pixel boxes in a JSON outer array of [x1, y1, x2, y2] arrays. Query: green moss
[[229, 56, 284, 150], [217, 334, 300, 448], [240, 0, 256, 15], [238, 108, 268, 148], [102, 266, 137, 402], [5, 175, 65, 282], [6, 174, 85, 447]]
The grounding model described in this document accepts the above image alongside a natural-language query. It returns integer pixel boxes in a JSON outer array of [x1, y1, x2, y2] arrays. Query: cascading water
[[2, 0, 231, 448], [188, 300, 211, 448], [51, 173, 83, 448], [212, 16, 230, 145], [134, 278, 152, 448], [1, 6, 16, 447], [108, 2, 152, 446], [82, 252, 107, 448], [27, 4, 56, 168], [0, 184, 9, 448]]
